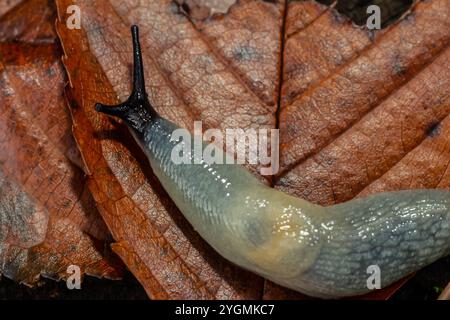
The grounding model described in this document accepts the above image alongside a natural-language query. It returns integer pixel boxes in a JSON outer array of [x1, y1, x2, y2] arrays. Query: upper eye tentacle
[[95, 25, 159, 129]]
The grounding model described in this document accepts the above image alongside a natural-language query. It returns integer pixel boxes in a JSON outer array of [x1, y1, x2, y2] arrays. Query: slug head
[[95, 25, 159, 132]]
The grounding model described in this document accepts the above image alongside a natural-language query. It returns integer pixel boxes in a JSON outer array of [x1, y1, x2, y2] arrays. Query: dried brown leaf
[[55, 0, 449, 299], [0, 0, 56, 43], [438, 282, 450, 300], [0, 40, 121, 284]]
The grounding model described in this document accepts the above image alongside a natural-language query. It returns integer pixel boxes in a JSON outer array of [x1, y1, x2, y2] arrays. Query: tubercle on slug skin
[[95, 26, 450, 298]]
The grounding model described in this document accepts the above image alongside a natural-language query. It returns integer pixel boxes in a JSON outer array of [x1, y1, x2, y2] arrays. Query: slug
[[95, 26, 450, 298]]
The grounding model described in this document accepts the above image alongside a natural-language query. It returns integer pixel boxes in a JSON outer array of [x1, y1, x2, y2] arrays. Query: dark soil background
[[1, 255, 448, 300]]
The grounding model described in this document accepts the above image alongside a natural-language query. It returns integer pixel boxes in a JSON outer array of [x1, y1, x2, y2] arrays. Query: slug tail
[[95, 25, 159, 130], [296, 189, 450, 298]]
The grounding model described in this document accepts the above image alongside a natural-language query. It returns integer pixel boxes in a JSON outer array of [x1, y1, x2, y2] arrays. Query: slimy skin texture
[[96, 26, 450, 298]]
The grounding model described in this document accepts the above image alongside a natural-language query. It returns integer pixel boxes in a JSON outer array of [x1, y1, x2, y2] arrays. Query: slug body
[[96, 26, 450, 298]]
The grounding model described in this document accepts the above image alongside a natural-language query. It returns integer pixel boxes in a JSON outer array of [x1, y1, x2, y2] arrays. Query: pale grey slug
[[95, 26, 450, 298]]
